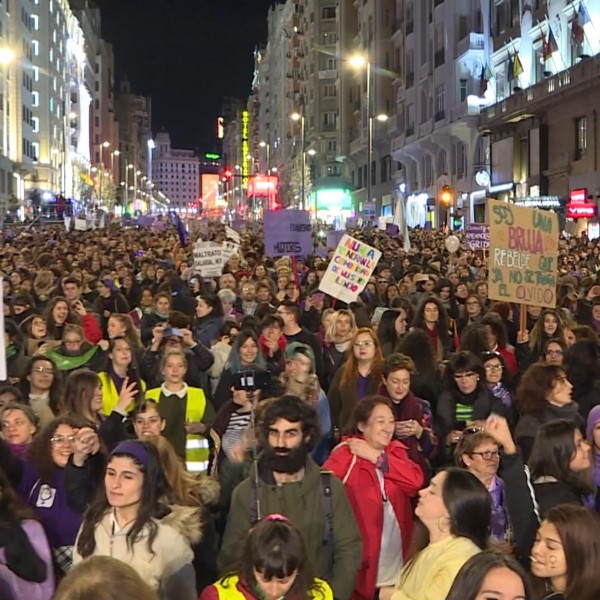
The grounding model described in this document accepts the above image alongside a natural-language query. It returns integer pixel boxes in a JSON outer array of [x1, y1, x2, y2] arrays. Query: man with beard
[[218, 395, 361, 600]]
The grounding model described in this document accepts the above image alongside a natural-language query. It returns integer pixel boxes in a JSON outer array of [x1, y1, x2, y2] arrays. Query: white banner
[[193, 242, 225, 278]]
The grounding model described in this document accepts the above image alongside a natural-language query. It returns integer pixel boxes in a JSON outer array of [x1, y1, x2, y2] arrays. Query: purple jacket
[[0, 520, 54, 600]]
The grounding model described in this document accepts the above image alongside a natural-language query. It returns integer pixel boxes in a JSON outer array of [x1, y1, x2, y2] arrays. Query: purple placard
[[327, 230, 344, 249], [386, 223, 399, 236], [231, 219, 246, 233], [315, 247, 329, 258], [264, 210, 312, 257], [465, 223, 490, 250]]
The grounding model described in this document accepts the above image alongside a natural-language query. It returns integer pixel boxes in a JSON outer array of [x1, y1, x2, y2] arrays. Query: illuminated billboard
[[201, 173, 221, 211]]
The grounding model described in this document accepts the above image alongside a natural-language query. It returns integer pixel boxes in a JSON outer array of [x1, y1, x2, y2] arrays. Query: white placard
[[193, 242, 225, 278]]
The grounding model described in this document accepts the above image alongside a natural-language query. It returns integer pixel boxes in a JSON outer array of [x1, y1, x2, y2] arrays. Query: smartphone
[[233, 369, 270, 391], [190, 277, 197, 286], [394, 420, 412, 439]]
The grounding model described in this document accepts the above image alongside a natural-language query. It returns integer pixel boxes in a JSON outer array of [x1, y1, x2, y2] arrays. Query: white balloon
[[445, 235, 460, 254]]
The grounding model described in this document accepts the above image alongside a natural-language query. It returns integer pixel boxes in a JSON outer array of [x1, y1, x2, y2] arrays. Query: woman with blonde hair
[[328, 327, 384, 431]]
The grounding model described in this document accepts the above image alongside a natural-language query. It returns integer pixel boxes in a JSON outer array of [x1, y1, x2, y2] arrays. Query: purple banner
[[264, 210, 312, 257], [385, 223, 399, 236], [465, 223, 490, 250], [327, 230, 344, 249]]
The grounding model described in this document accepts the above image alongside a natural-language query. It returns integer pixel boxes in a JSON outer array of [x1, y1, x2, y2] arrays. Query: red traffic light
[[223, 168, 233, 179]]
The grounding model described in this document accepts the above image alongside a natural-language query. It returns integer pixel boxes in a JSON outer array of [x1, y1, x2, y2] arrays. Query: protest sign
[[74, 219, 87, 231], [363, 202, 376, 218], [264, 210, 312, 257], [386, 223, 399, 236], [221, 241, 240, 261], [488, 199, 558, 308], [465, 223, 490, 250], [319, 234, 382, 304], [326, 230, 344, 249], [193, 241, 225, 278], [231, 219, 246, 234], [225, 225, 240, 244]]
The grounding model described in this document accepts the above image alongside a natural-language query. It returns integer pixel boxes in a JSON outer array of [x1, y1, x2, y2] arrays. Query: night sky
[[94, 0, 276, 151]]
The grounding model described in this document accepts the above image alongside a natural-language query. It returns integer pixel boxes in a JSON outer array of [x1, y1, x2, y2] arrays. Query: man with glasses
[[277, 300, 326, 390]]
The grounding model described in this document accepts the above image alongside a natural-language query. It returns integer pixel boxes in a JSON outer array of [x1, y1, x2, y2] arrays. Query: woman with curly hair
[[43, 296, 102, 345]]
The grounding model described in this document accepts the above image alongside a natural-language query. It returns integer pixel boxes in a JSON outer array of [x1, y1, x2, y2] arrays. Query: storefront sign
[[488, 199, 558, 308], [513, 196, 562, 209], [319, 234, 381, 303], [567, 188, 596, 219]]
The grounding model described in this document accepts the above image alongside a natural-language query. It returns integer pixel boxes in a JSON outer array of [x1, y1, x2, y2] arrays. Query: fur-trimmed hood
[[162, 503, 203, 546], [195, 475, 220, 507]]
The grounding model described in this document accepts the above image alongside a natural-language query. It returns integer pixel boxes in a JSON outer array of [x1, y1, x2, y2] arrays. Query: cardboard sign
[[225, 225, 240, 244], [465, 223, 490, 250], [318, 234, 381, 303], [74, 219, 87, 231], [264, 210, 312, 257], [193, 242, 225, 278], [488, 199, 558, 308], [221, 241, 240, 261]]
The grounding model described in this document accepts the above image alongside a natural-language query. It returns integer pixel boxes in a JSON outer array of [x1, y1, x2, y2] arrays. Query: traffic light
[[222, 168, 233, 181], [440, 184, 453, 208]]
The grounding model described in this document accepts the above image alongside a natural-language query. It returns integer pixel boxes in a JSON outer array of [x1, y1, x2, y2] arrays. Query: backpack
[[249, 470, 335, 578]]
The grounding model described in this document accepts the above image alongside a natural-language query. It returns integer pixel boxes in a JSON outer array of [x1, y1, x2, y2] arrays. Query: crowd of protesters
[[1, 220, 600, 600]]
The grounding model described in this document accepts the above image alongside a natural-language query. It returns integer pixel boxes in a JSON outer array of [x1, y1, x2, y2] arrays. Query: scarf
[[5, 344, 17, 359], [424, 324, 439, 352], [259, 333, 287, 357], [46, 345, 99, 371], [488, 382, 513, 408]]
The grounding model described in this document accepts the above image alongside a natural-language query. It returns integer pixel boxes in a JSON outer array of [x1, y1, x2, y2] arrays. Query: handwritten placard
[[488, 199, 558, 308], [193, 242, 225, 278], [264, 210, 312, 256], [319, 234, 381, 303], [465, 223, 490, 250]]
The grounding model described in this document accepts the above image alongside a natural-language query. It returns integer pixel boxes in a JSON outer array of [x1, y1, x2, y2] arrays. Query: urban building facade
[[152, 131, 200, 211]]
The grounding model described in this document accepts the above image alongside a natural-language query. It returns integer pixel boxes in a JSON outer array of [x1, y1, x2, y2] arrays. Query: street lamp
[[97, 140, 110, 166], [290, 112, 305, 209], [110, 149, 120, 178], [259, 140, 270, 174]]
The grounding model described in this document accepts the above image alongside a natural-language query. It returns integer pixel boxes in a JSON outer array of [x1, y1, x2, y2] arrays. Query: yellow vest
[[145, 386, 210, 474], [99, 371, 147, 415], [211, 575, 333, 599]]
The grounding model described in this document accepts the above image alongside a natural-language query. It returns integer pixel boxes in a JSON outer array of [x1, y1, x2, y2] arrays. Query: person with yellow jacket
[[99, 336, 146, 415], [145, 349, 215, 474], [200, 515, 333, 600]]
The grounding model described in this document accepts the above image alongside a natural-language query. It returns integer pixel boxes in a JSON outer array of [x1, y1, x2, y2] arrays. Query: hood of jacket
[[195, 475, 220, 507], [161, 503, 203, 546]]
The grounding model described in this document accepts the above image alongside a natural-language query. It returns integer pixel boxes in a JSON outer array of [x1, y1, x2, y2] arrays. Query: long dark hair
[[20, 355, 64, 416], [446, 550, 534, 600], [29, 415, 88, 483], [224, 517, 327, 598], [376, 310, 403, 350], [76, 441, 172, 558], [43, 296, 81, 338], [403, 467, 490, 582], [412, 296, 450, 346], [529, 419, 594, 498], [396, 329, 438, 379], [539, 505, 600, 600], [0, 467, 47, 583]]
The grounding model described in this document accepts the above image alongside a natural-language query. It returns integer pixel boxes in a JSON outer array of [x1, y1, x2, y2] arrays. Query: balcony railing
[[434, 110, 446, 122], [456, 32, 485, 57], [406, 72, 414, 88]]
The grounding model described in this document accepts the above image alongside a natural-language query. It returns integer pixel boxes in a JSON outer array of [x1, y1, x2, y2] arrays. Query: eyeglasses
[[32, 366, 55, 374], [484, 364, 503, 372], [454, 372, 477, 380], [546, 350, 563, 357], [470, 450, 501, 461], [50, 434, 76, 445], [64, 339, 82, 345], [464, 426, 484, 435], [354, 340, 375, 347]]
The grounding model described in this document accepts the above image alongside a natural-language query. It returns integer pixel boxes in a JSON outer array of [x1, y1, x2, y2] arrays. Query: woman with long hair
[[323, 396, 424, 600], [20, 355, 64, 430], [97, 336, 145, 417], [377, 309, 408, 356], [328, 327, 384, 430], [445, 551, 534, 600], [481, 312, 518, 377], [73, 440, 200, 599], [1, 401, 38, 459], [0, 466, 54, 600], [193, 294, 224, 348], [379, 468, 491, 600], [200, 515, 333, 600], [213, 329, 268, 411], [0, 415, 88, 578], [141, 292, 172, 346], [530, 505, 600, 600], [514, 362, 582, 461], [323, 309, 357, 387], [412, 296, 453, 361], [528, 308, 566, 363], [43, 296, 102, 345], [105, 314, 143, 351], [62, 369, 134, 450]]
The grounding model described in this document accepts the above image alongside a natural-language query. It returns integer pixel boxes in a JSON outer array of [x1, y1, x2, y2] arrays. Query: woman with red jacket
[[323, 396, 424, 600]]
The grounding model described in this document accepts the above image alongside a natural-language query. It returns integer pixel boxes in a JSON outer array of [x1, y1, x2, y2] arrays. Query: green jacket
[[219, 457, 362, 600]]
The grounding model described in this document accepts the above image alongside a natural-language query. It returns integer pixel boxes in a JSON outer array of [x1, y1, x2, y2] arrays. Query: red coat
[[323, 437, 424, 600], [496, 345, 518, 376], [79, 314, 103, 345]]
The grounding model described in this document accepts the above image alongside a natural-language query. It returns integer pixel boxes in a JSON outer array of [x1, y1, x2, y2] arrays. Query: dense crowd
[[1, 220, 600, 600]]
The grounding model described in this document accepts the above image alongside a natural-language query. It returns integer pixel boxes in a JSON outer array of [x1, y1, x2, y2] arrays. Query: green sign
[[205, 153, 221, 160]]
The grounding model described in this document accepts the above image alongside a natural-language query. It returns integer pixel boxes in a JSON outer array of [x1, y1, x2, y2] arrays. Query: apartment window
[[435, 85, 445, 120], [327, 140, 337, 153], [496, 0, 509, 35], [575, 116, 587, 160], [322, 6, 335, 19], [323, 84, 336, 97], [460, 79, 468, 102]]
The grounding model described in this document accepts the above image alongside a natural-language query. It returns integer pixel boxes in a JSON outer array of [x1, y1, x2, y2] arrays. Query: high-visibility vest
[[99, 371, 147, 415], [145, 386, 210, 474], [210, 575, 333, 599]]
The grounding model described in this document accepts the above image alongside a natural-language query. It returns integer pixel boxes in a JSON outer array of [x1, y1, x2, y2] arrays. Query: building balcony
[[318, 69, 336, 80], [480, 56, 600, 129], [350, 136, 366, 157], [406, 125, 415, 138], [391, 133, 406, 153], [456, 32, 484, 58], [419, 118, 433, 137], [434, 110, 446, 122]]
